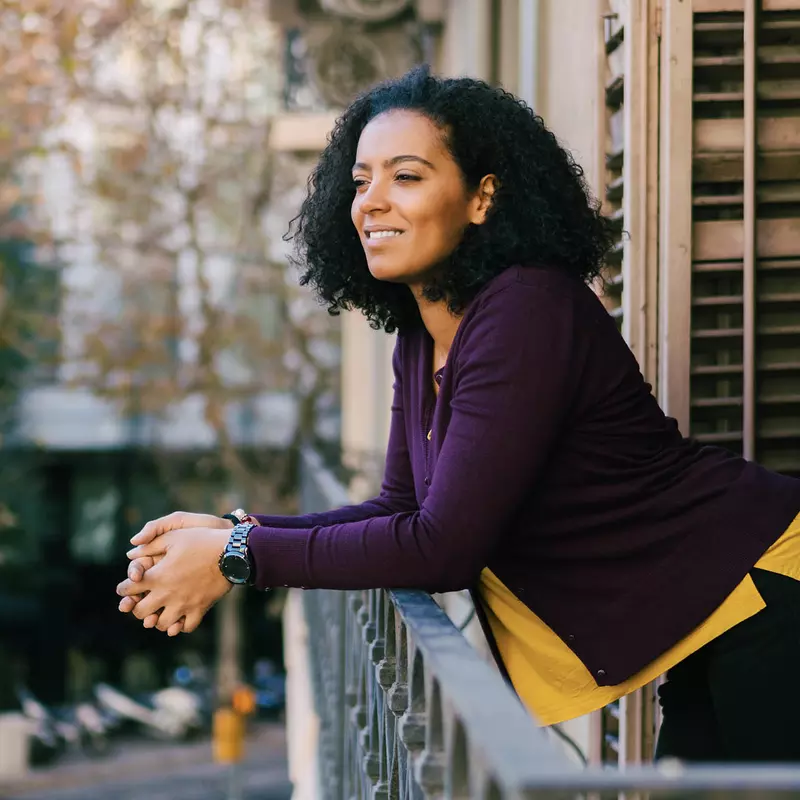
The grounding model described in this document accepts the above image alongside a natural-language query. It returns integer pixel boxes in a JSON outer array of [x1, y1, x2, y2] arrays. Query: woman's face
[[351, 110, 493, 288]]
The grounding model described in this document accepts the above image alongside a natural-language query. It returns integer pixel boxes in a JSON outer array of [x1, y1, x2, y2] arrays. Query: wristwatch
[[219, 522, 255, 585]]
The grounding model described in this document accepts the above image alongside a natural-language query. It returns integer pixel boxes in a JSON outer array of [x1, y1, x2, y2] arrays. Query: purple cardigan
[[248, 266, 800, 686]]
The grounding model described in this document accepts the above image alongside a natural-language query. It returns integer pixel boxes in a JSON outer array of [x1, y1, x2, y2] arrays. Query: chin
[[367, 255, 438, 285], [366, 260, 414, 284]]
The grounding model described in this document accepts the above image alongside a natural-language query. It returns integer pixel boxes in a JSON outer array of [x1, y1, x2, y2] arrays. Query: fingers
[[130, 511, 189, 547], [156, 605, 184, 633], [126, 538, 168, 562], [131, 591, 163, 620], [167, 618, 185, 637], [118, 594, 142, 613], [181, 611, 205, 634], [128, 556, 155, 582], [143, 613, 161, 629], [117, 595, 162, 630], [117, 576, 151, 598], [118, 592, 164, 630]]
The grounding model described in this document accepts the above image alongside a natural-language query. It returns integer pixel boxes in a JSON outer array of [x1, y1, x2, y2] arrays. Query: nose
[[356, 179, 390, 216]]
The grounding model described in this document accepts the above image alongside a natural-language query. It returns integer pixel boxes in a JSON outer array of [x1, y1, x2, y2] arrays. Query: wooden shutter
[[689, 0, 800, 472], [591, 0, 800, 769]]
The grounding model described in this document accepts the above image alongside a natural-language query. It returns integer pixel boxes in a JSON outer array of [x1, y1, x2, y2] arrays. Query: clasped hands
[[116, 512, 234, 636]]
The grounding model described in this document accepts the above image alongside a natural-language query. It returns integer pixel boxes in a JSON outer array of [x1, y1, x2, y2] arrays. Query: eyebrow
[[352, 155, 436, 172]]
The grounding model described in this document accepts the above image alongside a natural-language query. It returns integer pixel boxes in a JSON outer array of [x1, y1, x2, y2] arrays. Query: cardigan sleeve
[[248, 282, 576, 592], [249, 338, 418, 530]]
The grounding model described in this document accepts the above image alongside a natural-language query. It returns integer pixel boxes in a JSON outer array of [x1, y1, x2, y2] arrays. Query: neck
[[412, 286, 461, 364]]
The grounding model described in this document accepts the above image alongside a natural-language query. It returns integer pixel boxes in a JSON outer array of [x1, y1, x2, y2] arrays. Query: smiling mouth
[[366, 230, 404, 240]]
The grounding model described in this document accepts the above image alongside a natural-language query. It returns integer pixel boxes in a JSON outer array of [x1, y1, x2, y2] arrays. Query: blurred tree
[[76, 0, 338, 514], [0, 0, 340, 700]]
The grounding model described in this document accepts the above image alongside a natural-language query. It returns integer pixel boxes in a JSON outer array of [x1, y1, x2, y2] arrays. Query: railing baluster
[[416, 678, 445, 797]]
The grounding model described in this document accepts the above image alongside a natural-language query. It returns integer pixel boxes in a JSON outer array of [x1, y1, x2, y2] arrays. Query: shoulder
[[477, 264, 594, 304], [459, 265, 597, 340], [450, 266, 612, 385]]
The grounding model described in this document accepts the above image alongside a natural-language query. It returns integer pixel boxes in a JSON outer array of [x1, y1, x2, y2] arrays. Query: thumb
[[130, 511, 190, 547]]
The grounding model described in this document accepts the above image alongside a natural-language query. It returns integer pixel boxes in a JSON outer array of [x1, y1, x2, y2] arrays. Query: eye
[[352, 177, 369, 191], [395, 173, 421, 183]]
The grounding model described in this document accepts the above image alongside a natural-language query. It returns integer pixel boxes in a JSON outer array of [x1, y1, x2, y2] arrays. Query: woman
[[117, 66, 800, 762]]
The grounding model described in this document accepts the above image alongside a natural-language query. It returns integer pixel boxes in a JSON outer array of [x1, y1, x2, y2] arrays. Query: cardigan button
[[424, 476, 430, 486], [567, 635, 575, 642], [596, 669, 606, 679]]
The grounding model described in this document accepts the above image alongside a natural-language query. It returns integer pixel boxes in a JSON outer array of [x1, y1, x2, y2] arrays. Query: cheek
[[416, 195, 470, 251]]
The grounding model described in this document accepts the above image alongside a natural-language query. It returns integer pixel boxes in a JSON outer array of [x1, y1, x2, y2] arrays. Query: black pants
[[656, 568, 800, 762]]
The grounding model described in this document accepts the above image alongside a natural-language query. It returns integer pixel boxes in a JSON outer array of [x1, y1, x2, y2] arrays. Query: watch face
[[221, 552, 251, 584]]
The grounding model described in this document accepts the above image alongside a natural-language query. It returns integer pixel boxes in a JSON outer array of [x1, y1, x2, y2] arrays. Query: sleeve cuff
[[248, 526, 311, 590]]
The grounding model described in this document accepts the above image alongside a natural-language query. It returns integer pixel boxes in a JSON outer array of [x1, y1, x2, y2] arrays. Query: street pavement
[[0, 722, 291, 800]]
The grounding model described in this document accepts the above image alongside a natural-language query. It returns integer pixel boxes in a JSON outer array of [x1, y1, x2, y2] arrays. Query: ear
[[468, 174, 498, 226]]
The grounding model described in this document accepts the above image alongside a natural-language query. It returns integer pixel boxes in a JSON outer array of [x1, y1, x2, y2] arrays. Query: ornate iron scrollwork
[[308, 26, 389, 108], [281, 2, 422, 111]]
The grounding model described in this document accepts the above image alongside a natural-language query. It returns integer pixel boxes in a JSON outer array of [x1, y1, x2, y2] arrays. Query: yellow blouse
[[478, 512, 800, 726]]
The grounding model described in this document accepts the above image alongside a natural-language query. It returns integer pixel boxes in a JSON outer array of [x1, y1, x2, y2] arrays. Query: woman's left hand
[[116, 527, 232, 636]]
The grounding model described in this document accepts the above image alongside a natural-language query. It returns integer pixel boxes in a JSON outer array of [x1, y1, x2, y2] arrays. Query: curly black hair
[[288, 65, 615, 333]]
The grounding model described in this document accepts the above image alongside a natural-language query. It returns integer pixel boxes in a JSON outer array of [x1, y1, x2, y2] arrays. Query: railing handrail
[[388, 588, 572, 786], [515, 764, 800, 793]]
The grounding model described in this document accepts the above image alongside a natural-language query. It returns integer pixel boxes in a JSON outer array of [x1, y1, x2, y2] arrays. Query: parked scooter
[[93, 681, 205, 741], [16, 686, 116, 762], [15, 687, 64, 766], [71, 700, 115, 755]]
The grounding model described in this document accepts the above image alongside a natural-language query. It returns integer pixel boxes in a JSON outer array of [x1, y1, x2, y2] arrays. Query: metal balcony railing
[[299, 447, 800, 799]]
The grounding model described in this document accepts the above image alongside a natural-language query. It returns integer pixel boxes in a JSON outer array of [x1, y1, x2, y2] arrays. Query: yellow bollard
[[213, 707, 245, 765]]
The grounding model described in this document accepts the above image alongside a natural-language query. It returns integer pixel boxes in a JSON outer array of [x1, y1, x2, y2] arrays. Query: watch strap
[[225, 522, 255, 557], [220, 522, 255, 585]]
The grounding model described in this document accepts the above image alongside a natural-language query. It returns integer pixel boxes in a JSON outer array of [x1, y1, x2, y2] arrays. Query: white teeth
[[368, 230, 402, 239]]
